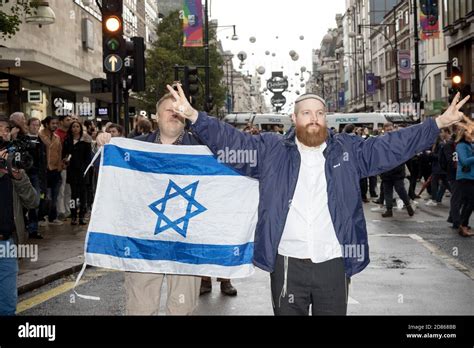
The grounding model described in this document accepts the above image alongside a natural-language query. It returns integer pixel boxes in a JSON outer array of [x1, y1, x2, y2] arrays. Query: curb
[[17, 255, 85, 295]]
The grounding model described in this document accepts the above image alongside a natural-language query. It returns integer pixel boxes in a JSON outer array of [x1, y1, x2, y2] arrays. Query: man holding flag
[[166, 83, 472, 315]]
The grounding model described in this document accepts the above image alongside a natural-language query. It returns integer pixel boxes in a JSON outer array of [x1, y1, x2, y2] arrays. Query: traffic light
[[102, 0, 125, 74], [204, 95, 214, 113], [124, 37, 146, 92], [184, 66, 200, 105], [448, 63, 463, 103]]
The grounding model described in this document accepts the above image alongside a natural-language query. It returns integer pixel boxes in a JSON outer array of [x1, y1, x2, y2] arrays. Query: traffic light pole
[[123, 84, 130, 135], [111, 74, 120, 124], [204, 0, 211, 111], [412, 0, 421, 106]]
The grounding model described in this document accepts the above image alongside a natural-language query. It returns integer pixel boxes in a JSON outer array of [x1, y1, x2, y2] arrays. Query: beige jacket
[[39, 128, 63, 171]]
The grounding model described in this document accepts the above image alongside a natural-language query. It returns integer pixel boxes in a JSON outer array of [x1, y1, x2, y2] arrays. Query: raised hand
[[436, 92, 471, 129], [166, 83, 199, 123]]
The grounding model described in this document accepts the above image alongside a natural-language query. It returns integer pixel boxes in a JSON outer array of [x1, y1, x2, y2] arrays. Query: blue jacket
[[190, 113, 440, 277], [455, 141, 474, 181]]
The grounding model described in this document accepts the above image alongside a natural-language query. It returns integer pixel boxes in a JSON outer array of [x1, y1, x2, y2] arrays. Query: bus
[[326, 112, 416, 133], [223, 113, 293, 133]]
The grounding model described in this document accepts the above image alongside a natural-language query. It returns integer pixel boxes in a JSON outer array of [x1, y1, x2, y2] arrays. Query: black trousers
[[360, 176, 378, 198], [270, 255, 349, 316], [383, 179, 410, 210], [70, 181, 87, 219], [448, 180, 463, 228], [458, 180, 474, 227]]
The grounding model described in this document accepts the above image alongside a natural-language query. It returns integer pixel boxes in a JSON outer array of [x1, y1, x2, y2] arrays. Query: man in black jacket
[[380, 123, 415, 218]]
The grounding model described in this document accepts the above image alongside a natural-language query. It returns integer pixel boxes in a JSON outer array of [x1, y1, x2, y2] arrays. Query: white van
[[223, 113, 293, 133], [326, 112, 416, 133]]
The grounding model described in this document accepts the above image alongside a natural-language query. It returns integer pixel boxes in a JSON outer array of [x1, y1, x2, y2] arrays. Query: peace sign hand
[[166, 83, 199, 123], [436, 92, 471, 129]]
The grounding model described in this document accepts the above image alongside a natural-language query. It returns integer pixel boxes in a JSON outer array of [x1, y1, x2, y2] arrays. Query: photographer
[[0, 118, 39, 315]]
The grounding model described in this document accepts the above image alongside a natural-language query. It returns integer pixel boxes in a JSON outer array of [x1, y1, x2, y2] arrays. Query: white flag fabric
[[84, 137, 259, 278]]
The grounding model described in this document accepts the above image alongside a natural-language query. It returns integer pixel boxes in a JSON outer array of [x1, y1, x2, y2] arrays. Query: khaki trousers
[[124, 272, 201, 315]]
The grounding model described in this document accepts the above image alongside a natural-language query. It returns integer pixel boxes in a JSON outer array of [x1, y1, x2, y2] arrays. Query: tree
[[138, 10, 225, 115], [0, 0, 38, 40]]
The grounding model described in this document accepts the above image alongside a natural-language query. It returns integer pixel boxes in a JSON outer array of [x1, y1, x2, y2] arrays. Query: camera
[[0, 136, 37, 171]]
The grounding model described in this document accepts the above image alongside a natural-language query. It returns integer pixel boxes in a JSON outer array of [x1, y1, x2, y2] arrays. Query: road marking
[[16, 268, 116, 313], [348, 296, 360, 304], [371, 233, 474, 280], [16, 281, 82, 314]]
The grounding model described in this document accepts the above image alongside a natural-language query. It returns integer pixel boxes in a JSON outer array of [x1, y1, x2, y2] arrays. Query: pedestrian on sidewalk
[[425, 129, 451, 206], [25, 117, 47, 239], [167, 84, 472, 316], [200, 277, 237, 296], [455, 126, 474, 237], [39, 116, 64, 226], [62, 121, 92, 226], [55, 115, 72, 221], [0, 118, 39, 316], [123, 93, 202, 315]]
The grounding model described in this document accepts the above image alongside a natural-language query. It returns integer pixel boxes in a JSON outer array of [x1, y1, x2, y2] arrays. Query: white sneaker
[[412, 200, 419, 206], [49, 219, 64, 226], [371, 206, 385, 212], [425, 199, 438, 206], [38, 220, 48, 227], [396, 198, 404, 210]]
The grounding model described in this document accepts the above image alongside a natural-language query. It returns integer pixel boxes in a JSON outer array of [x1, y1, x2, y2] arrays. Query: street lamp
[[359, 23, 400, 105]]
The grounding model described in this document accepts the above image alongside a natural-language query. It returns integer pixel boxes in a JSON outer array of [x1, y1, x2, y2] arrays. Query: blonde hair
[[455, 127, 467, 143], [155, 93, 175, 114]]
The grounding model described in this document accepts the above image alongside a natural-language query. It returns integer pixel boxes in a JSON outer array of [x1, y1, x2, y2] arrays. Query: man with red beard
[[167, 84, 471, 315]]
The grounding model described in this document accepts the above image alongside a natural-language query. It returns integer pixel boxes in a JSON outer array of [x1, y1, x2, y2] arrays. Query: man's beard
[[296, 123, 328, 147]]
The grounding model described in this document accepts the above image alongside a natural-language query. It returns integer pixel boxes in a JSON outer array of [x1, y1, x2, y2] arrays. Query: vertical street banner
[[420, 0, 440, 40], [182, 0, 204, 47], [84, 138, 259, 279], [399, 50, 412, 80], [366, 73, 376, 95]]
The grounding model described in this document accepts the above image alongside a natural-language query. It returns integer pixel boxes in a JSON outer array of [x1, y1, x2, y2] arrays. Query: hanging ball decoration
[[299, 35, 304, 40], [289, 50, 296, 57], [257, 66, 266, 75], [291, 54, 299, 61], [249, 36, 256, 43], [272, 53, 276, 57], [263, 87, 268, 92], [300, 66, 306, 72], [300, 83, 305, 88], [237, 51, 247, 61], [296, 90, 300, 95], [265, 50, 270, 55]]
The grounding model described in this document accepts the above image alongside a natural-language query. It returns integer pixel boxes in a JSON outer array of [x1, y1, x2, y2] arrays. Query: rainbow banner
[[420, 0, 440, 40], [183, 0, 204, 47]]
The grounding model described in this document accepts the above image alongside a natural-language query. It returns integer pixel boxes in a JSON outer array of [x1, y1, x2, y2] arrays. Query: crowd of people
[[337, 121, 474, 237]]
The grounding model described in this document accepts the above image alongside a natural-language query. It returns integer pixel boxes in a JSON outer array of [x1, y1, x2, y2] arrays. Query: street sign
[[104, 54, 123, 73], [271, 93, 286, 107]]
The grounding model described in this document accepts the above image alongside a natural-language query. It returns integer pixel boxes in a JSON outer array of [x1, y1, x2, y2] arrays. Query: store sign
[[28, 90, 43, 103]]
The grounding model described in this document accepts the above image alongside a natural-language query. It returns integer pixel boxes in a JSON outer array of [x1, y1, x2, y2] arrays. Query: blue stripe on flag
[[103, 145, 239, 176], [86, 232, 254, 266]]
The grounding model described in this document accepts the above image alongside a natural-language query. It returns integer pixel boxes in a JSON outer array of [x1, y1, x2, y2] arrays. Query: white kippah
[[294, 93, 326, 107]]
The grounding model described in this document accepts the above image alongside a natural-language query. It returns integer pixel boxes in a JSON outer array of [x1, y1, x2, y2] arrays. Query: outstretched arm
[[165, 84, 277, 178], [356, 93, 471, 178]]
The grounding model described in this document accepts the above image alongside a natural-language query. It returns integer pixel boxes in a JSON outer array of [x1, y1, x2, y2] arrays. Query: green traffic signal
[[107, 38, 120, 51]]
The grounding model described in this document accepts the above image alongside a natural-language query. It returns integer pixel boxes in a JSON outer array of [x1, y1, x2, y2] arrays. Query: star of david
[[149, 180, 207, 238]]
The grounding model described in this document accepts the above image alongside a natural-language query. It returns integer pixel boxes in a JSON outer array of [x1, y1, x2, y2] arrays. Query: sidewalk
[[17, 221, 87, 294]]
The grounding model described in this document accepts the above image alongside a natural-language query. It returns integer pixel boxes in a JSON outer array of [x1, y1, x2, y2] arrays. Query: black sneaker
[[406, 205, 415, 217], [71, 219, 78, 226], [220, 281, 237, 296], [382, 210, 393, 218], [200, 280, 212, 296], [79, 219, 87, 225]]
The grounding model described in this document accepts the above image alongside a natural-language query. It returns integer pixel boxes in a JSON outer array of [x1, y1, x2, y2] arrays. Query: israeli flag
[[84, 137, 259, 279]]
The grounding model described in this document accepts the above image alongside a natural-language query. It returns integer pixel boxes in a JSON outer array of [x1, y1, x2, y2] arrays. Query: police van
[[326, 112, 416, 133], [223, 113, 293, 133]]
